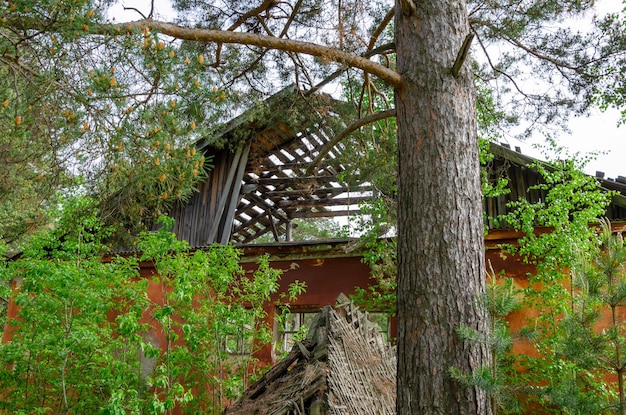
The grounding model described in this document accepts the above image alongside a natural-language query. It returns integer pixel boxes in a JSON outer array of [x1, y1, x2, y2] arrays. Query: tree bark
[[395, 1, 492, 414]]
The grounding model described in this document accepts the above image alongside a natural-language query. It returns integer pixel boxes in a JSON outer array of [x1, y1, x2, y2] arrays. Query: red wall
[[5, 224, 626, 413]]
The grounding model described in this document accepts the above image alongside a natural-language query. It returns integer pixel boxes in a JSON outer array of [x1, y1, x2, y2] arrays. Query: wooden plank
[[248, 162, 312, 174], [245, 193, 288, 219], [264, 144, 293, 165], [254, 175, 338, 186], [264, 185, 372, 198], [239, 222, 284, 244], [285, 220, 293, 242], [266, 208, 280, 242], [229, 339, 313, 404], [278, 196, 371, 209], [289, 209, 358, 219], [219, 141, 251, 244], [207, 144, 244, 244], [233, 207, 288, 235], [232, 210, 273, 234]]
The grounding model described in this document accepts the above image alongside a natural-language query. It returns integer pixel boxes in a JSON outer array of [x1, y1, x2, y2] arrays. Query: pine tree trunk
[[394, 1, 492, 414]]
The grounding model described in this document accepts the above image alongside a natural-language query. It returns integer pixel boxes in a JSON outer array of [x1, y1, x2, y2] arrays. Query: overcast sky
[[504, 0, 625, 180]]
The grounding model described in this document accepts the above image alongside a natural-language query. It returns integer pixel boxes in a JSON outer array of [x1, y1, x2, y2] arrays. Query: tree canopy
[[0, 1, 623, 246]]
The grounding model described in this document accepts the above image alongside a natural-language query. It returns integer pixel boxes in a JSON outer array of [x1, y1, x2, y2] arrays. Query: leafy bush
[[0, 198, 284, 414]]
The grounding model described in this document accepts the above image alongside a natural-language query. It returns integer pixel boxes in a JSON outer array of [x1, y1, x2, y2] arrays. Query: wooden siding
[[169, 89, 626, 246], [483, 143, 626, 228], [169, 143, 250, 246]]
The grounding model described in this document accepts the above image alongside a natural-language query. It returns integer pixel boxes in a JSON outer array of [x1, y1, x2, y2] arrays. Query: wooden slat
[[246, 193, 290, 223], [264, 186, 372, 198], [278, 196, 372, 209], [254, 175, 338, 186], [219, 141, 252, 244], [289, 209, 358, 219], [207, 144, 245, 243]]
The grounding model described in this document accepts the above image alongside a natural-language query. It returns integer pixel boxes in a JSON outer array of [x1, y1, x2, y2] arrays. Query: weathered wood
[[266, 208, 280, 242], [245, 193, 290, 222], [263, 185, 372, 198], [222, 298, 396, 415], [247, 162, 311, 175], [285, 220, 293, 242], [172, 88, 626, 247], [278, 196, 371, 209], [236, 339, 311, 402], [253, 175, 337, 186], [288, 210, 357, 219], [219, 141, 251, 244], [207, 144, 245, 244]]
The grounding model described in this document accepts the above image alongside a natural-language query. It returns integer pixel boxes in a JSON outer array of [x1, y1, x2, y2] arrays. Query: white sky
[[109, 0, 625, 179], [504, 107, 625, 180], [106, 0, 174, 21], [503, 0, 626, 180]]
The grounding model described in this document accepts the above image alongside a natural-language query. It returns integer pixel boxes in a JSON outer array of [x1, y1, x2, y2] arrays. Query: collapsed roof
[[169, 88, 371, 246], [222, 294, 396, 415], [168, 88, 626, 247], [483, 143, 626, 227]]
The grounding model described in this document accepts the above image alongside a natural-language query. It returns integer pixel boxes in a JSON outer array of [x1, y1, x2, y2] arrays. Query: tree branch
[[368, 7, 394, 50], [306, 108, 396, 175], [471, 18, 586, 73], [452, 33, 474, 78], [101, 19, 403, 88], [213, 0, 279, 67], [307, 42, 395, 96], [504, 36, 582, 72], [122, 7, 148, 20]]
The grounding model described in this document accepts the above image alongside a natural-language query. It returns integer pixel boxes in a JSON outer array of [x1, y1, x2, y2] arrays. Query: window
[[223, 325, 254, 355], [276, 309, 318, 354], [275, 308, 391, 355], [220, 314, 256, 356]]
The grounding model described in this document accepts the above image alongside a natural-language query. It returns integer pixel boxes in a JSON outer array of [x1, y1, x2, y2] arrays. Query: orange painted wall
[[0, 236, 569, 359], [5, 225, 626, 412]]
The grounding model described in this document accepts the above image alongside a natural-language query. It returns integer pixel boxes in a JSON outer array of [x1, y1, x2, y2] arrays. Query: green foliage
[[0, 243, 10, 339], [469, 0, 619, 134], [0, 200, 286, 414], [0, 197, 148, 414], [557, 219, 626, 414], [0, 0, 233, 249], [350, 199, 397, 316], [253, 217, 348, 243], [494, 146, 616, 413], [594, 7, 626, 124], [452, 273, 524, 415], [505, 141, 611, 265]]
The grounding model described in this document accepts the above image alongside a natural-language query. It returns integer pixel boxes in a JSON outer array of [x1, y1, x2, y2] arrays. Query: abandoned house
[[4, 87, 626, 363], [162, 87, 626, 362], [3, 88, 626, 415]]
